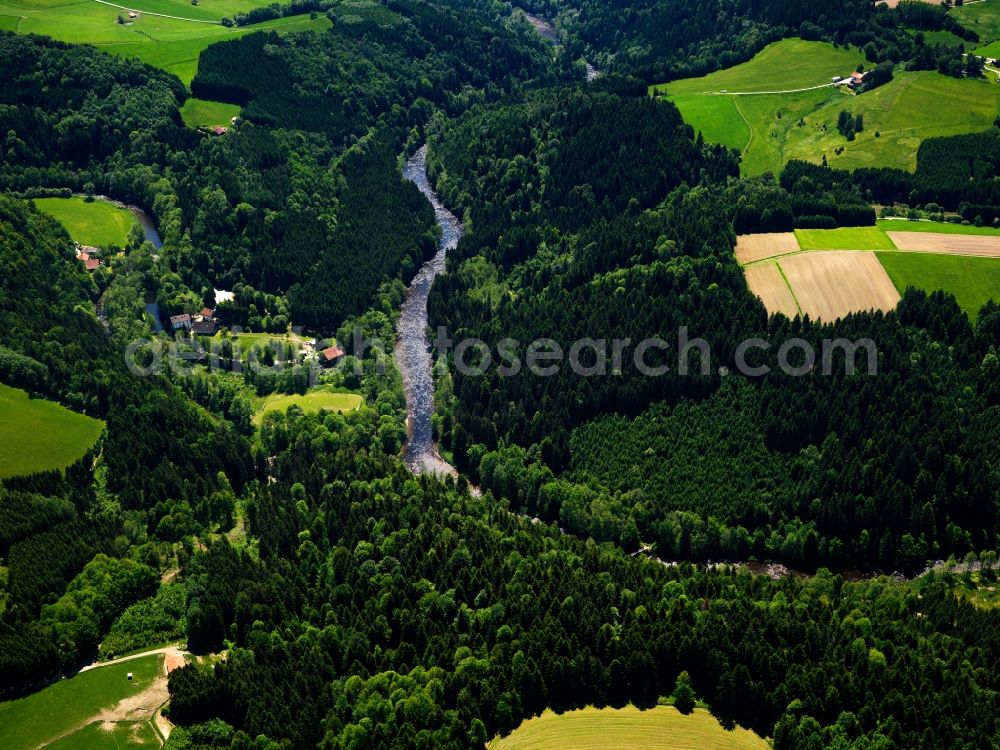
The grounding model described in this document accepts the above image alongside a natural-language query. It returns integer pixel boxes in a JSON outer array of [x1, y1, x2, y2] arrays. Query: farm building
[[319, 346, 345, 366], [191, 319, 218, 335]]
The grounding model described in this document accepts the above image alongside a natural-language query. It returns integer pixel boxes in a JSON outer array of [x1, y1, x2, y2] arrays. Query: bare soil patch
[[886, 232, 1000, 257], [744, 262, 800, 317], [735, 232, 800, 264], [779, 251, 900, 321]]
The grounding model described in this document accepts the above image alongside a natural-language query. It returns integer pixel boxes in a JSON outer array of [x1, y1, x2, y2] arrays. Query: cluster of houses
[[75, 244, 102, 271], [170, 307, 219, 335], [833, 71, 868, 90]]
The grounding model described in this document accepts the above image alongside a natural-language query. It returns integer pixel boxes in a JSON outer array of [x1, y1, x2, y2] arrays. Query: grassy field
[[877, 219, 1000, 236], [654, 39, 1000, 174], [180, 97, 241, 127], [652, 39, 863, 96], [254, 388, 363, 424], [795, 226, 898, 251], [0, 383, 104, 478], [0, 0, 331, 83], [0, 654, 162, 750], [44, 719, 161, 750], [34, 196, 136, 247], [879, 252, 1000, 317], [955, 0, 1000, 53], [488, 706, 769, 750], [208, 331, 310, 355]]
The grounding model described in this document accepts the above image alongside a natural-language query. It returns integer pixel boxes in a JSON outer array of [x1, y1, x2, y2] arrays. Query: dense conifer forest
[[1, 0, 1000, 747]]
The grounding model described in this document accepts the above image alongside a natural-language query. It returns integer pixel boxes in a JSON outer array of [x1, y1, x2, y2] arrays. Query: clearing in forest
[[34, 196, 137, 248], [488, 705, 770, 750], [0, 383, 104, 479], [0, 653, 164, 750], [254, 388, 363, 425]]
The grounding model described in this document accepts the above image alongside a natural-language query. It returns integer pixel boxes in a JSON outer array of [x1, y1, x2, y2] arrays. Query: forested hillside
[[163, 406, 1000, 750], [0, 198, 249, 688], [427, 89, 1000, 572], [518, 0, 976, 81]]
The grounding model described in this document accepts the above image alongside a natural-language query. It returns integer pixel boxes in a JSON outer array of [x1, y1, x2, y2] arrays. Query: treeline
[[734, 128, 1000, 234], [160, 407, 1000, 749]]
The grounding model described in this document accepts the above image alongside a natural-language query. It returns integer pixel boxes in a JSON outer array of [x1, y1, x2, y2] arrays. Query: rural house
[[170, 313, 192, 331], [319, 346, 345, 366], [191, 319, 218, 335]]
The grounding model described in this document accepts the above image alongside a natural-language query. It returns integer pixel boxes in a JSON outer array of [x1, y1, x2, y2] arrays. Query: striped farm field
[[745, 262, 800, 318], [487, 706, 769, 750], [737, 224, 1000, 319], [885, 232, 1000, 258], [780, 251, 900, 320], [734, 232, 800, 264]]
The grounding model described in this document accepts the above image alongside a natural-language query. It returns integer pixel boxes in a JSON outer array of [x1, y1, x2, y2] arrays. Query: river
[[521, 10, 599, 81], [396, 145, 463, 477]]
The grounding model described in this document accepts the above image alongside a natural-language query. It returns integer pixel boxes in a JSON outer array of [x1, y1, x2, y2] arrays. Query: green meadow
[[44, 719, 161, 750], [34, 196, 136, 247], [0, 653, 162, 750], [876, 219, 1000, 236], [955, 0, 1000, 54], [0, 383, 104, 478], [0, 0, 331, 84], [180, 97, 241, 127], [654, 39, 1000, 174], [254, 388, 363, 425], [879, 252, 1000, 318], [795, 226, 898, 251]]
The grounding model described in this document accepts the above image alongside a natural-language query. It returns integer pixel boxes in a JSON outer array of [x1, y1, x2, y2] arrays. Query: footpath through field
[[91, 0, 220, 24]]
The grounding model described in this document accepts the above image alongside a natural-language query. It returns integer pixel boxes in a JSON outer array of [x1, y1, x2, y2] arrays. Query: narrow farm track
[[703, 81, 840, 95], [91, 0, 220, 24]]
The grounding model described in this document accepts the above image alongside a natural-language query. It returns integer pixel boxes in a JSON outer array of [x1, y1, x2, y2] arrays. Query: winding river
[[396, 145, 463, 476]]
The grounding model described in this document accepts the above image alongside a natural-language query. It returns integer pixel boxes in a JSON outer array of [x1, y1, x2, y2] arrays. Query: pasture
[[0, 383, 104, 478], [0, 653, 162, 750], [877, 219, 1000, 236], [488, 706, 770, 750], [879, 252, 1000, 317], [254, 388, 363, 424], [179, 97, 241, 127], [0, 0, 331, 84], [795, 226, 898, 251], [34, 196, 136, 247], [955, 0, 1000, 53], [654, 39, 1000, 174]]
